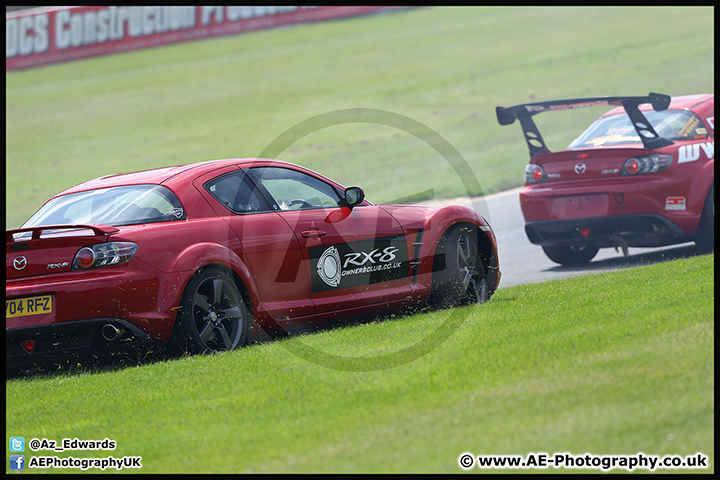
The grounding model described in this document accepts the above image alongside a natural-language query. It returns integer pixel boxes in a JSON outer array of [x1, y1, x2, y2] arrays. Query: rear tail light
[[72, 242, 138, 270], [524, 164, 546, 183], [621, 154, 672, 175]]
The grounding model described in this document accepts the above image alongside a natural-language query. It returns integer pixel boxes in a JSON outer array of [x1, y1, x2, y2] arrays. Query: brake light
[[75, 248, 96, 268], [621, 154, 672, 175], [524, 164, 546, 183], [623, 158, 641, 175], [72, 242, 138, 270]]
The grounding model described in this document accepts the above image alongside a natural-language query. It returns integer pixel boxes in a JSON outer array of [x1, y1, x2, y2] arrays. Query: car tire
[[694, 184, 715, 253], [430, 224, 490, 309], [174, 267, 249, 354], [542, 244, 599, 265]]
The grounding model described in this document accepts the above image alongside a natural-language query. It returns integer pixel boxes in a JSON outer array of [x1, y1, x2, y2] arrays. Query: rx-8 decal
[[309, 235, 409, 292]]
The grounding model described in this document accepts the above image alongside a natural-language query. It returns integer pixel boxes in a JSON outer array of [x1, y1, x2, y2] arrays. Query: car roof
[[601, 93, 714, 117], [58, 158, 298, 195]]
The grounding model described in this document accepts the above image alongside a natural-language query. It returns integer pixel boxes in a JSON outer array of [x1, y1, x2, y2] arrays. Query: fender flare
[[166, 242, 260, 311], [419, 205, 500, 291]]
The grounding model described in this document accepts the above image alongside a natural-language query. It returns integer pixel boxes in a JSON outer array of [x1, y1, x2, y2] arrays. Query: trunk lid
[[533, 146, 649, 182]]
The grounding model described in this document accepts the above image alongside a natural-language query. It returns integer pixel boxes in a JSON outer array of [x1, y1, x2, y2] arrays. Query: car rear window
[[23, 185, 186, 228], [568, 109, 710, 148]]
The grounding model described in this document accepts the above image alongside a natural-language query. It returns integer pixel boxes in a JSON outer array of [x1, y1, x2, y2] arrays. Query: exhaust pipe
[[101, 324, 122, 341], [610, 233, 630, 257]]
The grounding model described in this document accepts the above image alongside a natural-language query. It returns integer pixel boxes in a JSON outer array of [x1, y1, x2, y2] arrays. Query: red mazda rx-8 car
[[6, 158, 500, 370], [497, 92, 714, 265]]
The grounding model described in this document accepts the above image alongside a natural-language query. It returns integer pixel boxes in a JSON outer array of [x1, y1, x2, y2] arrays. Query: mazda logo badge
[[13, 256, 27, 270], [574, 163, 587, 174]]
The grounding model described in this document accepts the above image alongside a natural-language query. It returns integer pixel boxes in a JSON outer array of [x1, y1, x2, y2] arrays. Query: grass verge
[[5, 253, 713, 473]]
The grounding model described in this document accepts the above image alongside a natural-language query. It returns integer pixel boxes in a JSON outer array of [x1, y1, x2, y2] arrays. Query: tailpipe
[[101, 324, 122, 341], [610, 233, 630, 257]]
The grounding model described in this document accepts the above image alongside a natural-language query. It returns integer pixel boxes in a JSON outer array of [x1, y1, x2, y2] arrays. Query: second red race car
[[6, 158, 500, 370], [496, 92, 714, 265]]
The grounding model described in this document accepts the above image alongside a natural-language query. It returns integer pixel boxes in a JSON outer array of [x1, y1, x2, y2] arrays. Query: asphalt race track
[[425, 188, 701, 289]]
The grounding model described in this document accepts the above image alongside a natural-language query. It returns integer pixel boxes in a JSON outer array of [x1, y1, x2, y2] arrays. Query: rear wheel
[[542, 244, 599, 265], [694, 184, 714, 253], [174, 267, 249, 354], [430, 224, 491, 309]]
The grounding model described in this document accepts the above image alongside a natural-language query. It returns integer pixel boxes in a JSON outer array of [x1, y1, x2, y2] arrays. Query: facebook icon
[[10, 455, 25, 470]]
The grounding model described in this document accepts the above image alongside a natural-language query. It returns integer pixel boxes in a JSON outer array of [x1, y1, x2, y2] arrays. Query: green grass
[[6, 254, 714, 473], [5, 6, 714, 229]]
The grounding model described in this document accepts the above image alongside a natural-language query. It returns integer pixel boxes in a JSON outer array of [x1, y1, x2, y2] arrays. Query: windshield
[[23, 185, 186, 228], [568, 109, 709, 148]]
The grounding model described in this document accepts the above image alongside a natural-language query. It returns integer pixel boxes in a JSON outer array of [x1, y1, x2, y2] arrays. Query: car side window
[[249, 166, 343, 210], [204, 171, 272, 214]]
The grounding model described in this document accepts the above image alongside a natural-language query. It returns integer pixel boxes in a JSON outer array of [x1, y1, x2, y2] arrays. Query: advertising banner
[[7, 6, 400, 71]]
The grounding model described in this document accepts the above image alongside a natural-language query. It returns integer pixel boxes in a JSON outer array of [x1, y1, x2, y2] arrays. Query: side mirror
[[343, 186, 365, 208]]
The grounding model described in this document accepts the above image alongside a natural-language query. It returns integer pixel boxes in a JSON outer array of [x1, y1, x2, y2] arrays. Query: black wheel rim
[[191, 276, 245, 352], [457, 230, 487, 303]]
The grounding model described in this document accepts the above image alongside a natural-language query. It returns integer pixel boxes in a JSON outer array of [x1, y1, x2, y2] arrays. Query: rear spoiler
[[496, 92, 673, 157], [6, 224, 119, 243]]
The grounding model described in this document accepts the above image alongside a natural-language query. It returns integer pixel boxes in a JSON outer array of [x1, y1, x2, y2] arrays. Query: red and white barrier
[[6, 6, 401, 71]]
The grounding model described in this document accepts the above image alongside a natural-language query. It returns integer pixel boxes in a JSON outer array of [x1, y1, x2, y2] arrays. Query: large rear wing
[[496, 92, 673, 157]]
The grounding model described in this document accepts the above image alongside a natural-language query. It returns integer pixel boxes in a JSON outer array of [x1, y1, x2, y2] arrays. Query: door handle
[[301, 229, 327, 238]]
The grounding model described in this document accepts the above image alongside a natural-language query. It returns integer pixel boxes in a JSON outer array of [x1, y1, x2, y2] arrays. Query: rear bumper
[[524, 214, 692, 248], [519, 175, 709, 238], [6, 318, 157, 370], [5, 266, 187, 341]]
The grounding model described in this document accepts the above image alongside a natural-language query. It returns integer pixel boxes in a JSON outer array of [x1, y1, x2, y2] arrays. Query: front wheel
[[542, 244, 599, 265], [430, 224, 491, 309], [174, 267, 249, 354]]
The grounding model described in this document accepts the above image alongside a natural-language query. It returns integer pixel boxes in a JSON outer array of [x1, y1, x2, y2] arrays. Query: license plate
[[551, 194, 608, 220], [6, 295, 53, 319]]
